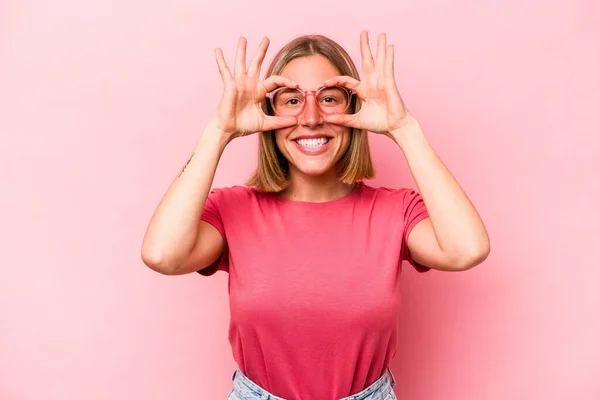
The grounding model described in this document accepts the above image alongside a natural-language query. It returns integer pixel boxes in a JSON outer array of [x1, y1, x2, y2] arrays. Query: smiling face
[[274, 55, 352, 180]]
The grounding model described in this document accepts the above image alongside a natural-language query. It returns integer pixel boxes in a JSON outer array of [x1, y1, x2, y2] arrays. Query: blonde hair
[[245, 34, 375, 192]]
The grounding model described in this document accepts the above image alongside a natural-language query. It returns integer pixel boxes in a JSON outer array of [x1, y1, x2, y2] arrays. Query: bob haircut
[[245, 34, 375, 192]]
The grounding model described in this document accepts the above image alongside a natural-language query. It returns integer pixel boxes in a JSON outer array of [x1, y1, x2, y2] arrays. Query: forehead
[[280, 55, 340, 90]]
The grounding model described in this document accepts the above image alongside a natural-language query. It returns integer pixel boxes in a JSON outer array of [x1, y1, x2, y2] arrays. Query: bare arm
[[394, 120, 490, 271], [140, 36, 298, 275], [141, 127, 229, 275], [323, 31, 489, 271]]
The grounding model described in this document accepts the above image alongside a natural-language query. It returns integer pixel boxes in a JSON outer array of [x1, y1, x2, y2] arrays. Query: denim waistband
[[230, 365, 396, 400]]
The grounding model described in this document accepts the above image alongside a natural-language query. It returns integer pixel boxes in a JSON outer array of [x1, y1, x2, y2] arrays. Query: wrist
[[389, 118, 425, 150], [196, 122, 231, 152]]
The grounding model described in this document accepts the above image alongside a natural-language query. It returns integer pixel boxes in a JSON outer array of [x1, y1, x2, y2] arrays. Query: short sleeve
[[401, 189, 431, 273], [197, 189, 229, 276]]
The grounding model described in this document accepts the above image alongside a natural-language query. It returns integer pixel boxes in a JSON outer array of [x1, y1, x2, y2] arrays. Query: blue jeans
[[226, 366, 397, 400]]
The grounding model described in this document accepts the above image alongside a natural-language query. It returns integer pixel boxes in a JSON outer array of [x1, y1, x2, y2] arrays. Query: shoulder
[[207, 185, 272, 206], [209, 184, 254, 197], [358, 182, 421, 204], [206, 185, 280, 222]]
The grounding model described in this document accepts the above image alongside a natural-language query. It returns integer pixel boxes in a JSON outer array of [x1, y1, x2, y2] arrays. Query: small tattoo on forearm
[[178, 153, 194, 177]]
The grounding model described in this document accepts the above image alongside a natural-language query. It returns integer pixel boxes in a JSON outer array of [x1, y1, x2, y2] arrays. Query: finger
[[247, 37, 269, 78], [385, 44, 395, 78], [262, 115, 298, 131], [375, 33, 386, 71], [214, 48, 234, 84], [234, 36, 247, 78], [360, 30, 375, 73], [323, 75, 361, 90], [262, 75, 298, 92], [323, 113, 361, 129]]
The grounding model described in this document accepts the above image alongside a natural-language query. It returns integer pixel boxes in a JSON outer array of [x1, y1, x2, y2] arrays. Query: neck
[[280, 169, 356, 203]]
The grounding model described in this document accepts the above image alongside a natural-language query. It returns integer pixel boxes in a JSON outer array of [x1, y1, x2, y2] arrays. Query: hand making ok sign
[[322, 31, 418, 137]]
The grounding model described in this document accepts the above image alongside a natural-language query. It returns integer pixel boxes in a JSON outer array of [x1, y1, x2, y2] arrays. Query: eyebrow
[[287, 85, 329, 92], [280, 87, 301, 92]]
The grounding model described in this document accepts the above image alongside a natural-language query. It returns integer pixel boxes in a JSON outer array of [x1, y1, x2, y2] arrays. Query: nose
[[299, 93, 323, 128]]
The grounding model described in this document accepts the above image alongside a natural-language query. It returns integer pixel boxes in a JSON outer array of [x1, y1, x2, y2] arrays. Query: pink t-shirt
[[199, 181, 429, 400]]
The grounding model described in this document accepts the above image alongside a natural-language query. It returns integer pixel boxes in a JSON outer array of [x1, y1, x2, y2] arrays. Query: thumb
[[323, 113, 360, 128], [262, 115, 298, 131]]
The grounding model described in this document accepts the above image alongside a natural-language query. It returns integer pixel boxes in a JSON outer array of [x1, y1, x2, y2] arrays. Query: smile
[[295, 137, 330, 148], [293, 136, 333, 155]]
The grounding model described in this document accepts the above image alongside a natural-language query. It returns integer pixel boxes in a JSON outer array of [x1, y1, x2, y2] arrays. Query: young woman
[[141, 31, 490, 400]]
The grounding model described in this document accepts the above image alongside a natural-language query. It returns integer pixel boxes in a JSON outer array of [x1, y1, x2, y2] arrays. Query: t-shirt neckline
[[270, 181, 364, 207]]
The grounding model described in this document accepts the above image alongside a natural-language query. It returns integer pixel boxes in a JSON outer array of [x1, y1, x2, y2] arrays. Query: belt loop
[[387, 366, 396, 388]]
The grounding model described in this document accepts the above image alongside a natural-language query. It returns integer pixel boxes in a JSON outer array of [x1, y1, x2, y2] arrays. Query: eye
[[318, 87, 346, 105], [273, 90, 304, 107]]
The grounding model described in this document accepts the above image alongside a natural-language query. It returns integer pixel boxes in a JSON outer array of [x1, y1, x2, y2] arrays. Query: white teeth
[[296, 137, 329, 148]]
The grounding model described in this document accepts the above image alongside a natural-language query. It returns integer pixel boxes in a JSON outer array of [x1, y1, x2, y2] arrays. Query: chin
[[293, 163, 335, 177], [286, 154, 335, 174]]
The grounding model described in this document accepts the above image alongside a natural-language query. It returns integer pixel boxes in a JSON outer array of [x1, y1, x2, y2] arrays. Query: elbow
[[141, 246, 180, 276], [454, 242, 491, 271]]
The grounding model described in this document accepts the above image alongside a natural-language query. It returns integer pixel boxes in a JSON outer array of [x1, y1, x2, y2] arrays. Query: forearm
[[391, 120, 490, 260], [141, 124, 229, 268]]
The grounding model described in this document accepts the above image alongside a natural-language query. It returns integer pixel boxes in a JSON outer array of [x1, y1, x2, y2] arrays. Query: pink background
[[1, 0, 599, 399]]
